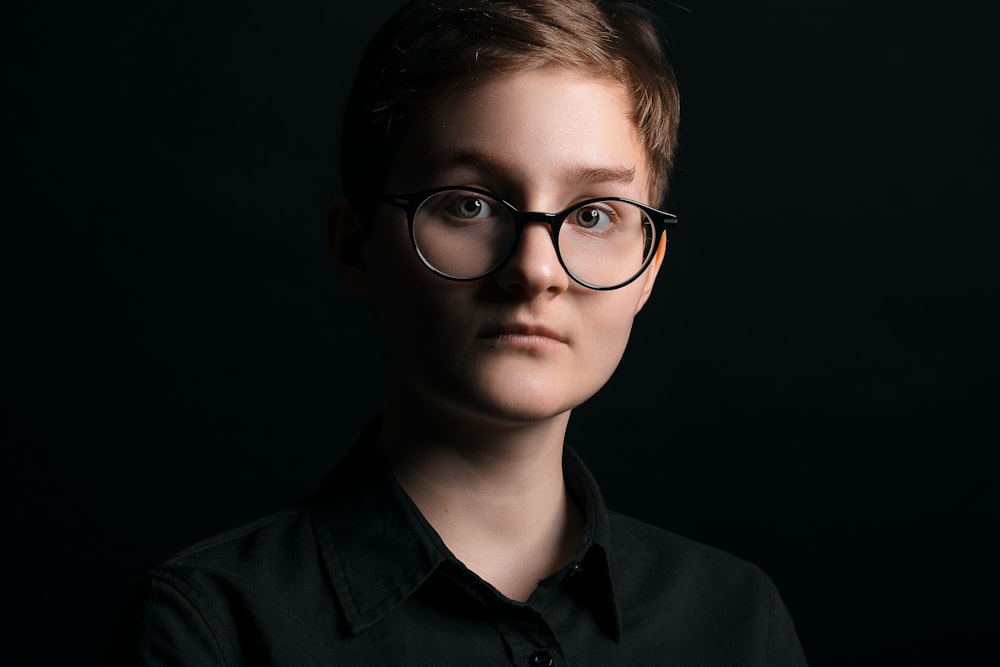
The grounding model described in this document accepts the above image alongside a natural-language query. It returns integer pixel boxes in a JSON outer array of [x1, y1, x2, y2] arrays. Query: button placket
[[493, 601, 565, 667]]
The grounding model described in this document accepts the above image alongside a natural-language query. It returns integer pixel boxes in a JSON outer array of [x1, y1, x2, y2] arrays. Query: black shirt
[[106, 420, 809, 666]]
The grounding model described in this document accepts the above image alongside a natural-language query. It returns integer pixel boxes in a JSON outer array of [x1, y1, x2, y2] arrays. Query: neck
[[376, 389, 584, 601]]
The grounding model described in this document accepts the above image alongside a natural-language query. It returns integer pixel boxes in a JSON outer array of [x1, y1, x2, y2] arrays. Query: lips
[[478, 321, 568, 344]]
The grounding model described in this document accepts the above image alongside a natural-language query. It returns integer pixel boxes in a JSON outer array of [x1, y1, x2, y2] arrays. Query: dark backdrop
[[6, 1, 997, 665]]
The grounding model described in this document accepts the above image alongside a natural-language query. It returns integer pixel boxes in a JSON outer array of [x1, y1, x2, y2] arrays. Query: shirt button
[[529, 651, 554, 667]]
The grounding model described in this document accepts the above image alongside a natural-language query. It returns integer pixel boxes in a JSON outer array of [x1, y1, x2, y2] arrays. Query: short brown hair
[[339, 0, 680, 206]]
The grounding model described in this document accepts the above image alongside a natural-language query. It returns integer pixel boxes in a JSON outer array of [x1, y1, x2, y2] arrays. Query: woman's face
[[357, 65, 666, 425]]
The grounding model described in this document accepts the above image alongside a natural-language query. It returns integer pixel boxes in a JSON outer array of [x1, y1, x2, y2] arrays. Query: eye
[[445, 195, 494, 220], [572, 204, 615, 230]]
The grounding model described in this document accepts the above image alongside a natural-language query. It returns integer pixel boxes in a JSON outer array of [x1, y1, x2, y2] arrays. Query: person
[[106, 0, 809, 664]]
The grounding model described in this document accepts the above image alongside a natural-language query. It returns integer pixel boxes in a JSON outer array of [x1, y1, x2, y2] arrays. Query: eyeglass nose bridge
[[507, 209, 571, 248], [518, 210, 561, 224], [503, 210, 568, 259], [508, 209, 566, 231]]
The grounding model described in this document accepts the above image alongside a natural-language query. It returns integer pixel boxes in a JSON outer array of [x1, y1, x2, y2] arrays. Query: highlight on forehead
[[379, 65, 663, 202]]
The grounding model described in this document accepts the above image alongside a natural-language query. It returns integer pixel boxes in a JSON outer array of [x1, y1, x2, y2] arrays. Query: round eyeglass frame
[[376, 186, 678, 291]]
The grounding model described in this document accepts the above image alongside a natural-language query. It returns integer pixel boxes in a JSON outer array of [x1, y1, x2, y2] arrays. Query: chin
[[397, 359, 614, 427], [481, 399, 574, 424], [453, 377, 593, 425]]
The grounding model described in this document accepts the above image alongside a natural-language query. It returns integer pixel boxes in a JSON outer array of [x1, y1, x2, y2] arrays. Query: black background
[[6, 1, 998, 665]]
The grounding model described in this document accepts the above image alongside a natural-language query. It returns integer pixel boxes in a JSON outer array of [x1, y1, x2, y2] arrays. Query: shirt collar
[[309, 417, 621, 640]]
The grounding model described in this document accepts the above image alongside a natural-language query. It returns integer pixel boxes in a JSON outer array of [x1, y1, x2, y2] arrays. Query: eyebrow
[[421, 150, 636, 188], [565, 164, 636, 187]]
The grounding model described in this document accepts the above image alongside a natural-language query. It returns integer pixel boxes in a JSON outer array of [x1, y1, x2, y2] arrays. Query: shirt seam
[[166, 506, 304, 563], [767, 578, 776, 667], [151, 570, 232, 667]]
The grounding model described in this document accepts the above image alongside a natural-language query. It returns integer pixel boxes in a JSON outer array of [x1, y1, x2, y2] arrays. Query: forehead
[[384, 66, 651, 202]]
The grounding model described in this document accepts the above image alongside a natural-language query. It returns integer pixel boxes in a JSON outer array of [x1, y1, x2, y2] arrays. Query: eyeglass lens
[[411, 190, 654, 288]]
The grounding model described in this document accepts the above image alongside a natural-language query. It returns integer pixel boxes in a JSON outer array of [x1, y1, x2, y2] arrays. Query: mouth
[[478, 322, 569, 346]]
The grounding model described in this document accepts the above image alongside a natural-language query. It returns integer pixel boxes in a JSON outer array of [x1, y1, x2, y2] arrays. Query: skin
[[328, 65, 667, 601]]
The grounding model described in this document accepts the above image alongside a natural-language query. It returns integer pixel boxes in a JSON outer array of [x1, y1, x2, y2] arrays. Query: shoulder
[[145, 499, 327, 609], [607, 509, 772, 590], [607, 510, 779, 612], [161, 502, 311, 572], [605, 511, 808, 665], [106, 500, 338, 665]]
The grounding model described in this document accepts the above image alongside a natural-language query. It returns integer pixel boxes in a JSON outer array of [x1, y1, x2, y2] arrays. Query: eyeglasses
[[377, 186, 678, 290]]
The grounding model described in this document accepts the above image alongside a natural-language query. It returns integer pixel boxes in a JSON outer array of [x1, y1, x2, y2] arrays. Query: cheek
[[577, 292, 643, 370], [364, 231, 473, 364], [364, 219, 436, 305], [365, 229, 424, 337], [364, 214, 414, 273]]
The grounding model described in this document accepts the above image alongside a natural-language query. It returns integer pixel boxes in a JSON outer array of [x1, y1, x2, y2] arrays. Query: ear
[[634, 233, 668, 314], [325, 197, 372, 302]]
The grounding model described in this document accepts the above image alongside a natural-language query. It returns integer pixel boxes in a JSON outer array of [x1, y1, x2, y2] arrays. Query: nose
[[494, 222, 570, 297]]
